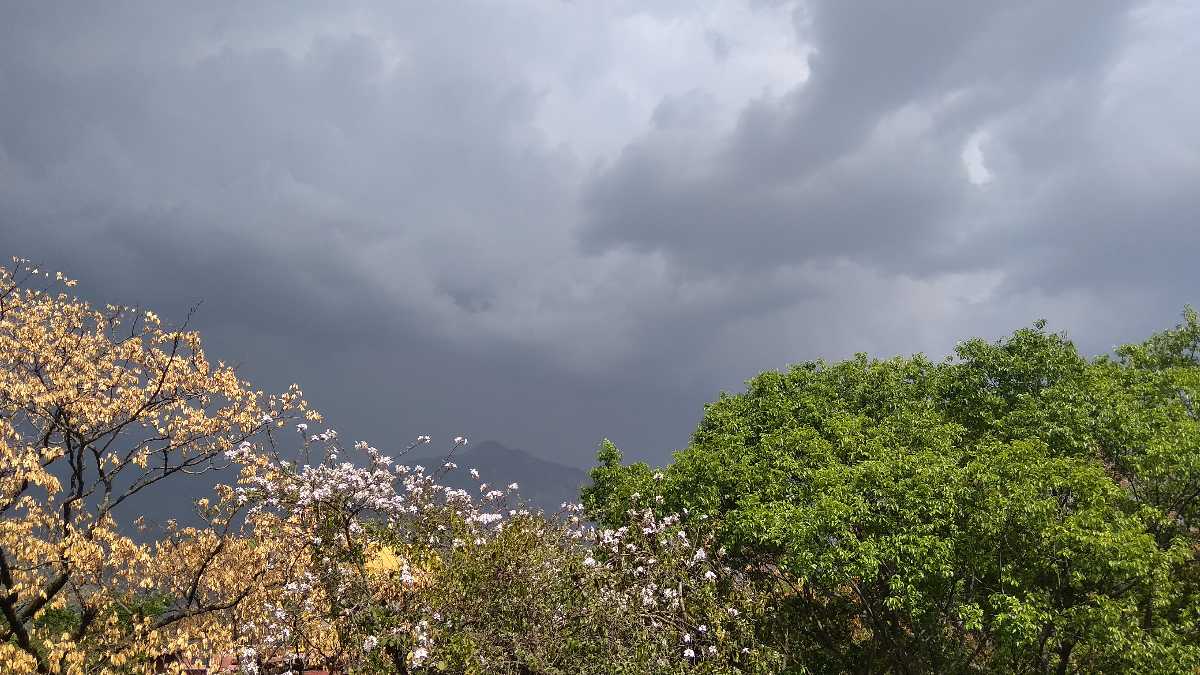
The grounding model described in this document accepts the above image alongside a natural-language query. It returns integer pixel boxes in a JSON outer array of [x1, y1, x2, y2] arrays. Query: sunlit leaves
[[586, 311, 1200, 673]]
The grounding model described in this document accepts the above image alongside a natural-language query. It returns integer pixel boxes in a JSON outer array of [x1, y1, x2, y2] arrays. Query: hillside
[[409, 440, 590, 513]]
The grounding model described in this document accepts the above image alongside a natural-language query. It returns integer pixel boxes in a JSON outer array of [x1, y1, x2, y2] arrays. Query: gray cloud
[[583, 1, 1142, 276], [580, 0, 1199, 379], [1, 0, 1197, 471]]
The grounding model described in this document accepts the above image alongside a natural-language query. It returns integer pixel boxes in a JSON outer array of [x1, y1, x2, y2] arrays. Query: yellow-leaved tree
[[0, 259, 317, 673]]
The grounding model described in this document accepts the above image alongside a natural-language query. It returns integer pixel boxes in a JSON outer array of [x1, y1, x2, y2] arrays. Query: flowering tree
[[228, 430, 781, 673], [0, 259, 316, 673]]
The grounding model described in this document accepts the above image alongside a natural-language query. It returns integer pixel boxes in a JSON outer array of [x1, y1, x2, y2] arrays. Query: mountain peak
[[465, 439, 524, 454], [412, 440, 590, 512], [459, 439, 556, 463]]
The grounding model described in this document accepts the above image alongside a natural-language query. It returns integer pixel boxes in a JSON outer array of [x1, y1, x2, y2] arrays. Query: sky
[[1, 1, 1198, 468]]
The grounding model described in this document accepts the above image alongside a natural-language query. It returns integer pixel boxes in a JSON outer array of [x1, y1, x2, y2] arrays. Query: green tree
[[584, 312, 1200, 674]]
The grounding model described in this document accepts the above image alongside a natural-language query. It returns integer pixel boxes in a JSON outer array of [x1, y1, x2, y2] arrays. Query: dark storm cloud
[[2, 1, 1197, 470], [578, 0, 1200, 385], [1, 1, 755, 466], [582, 0, 1140, 276]]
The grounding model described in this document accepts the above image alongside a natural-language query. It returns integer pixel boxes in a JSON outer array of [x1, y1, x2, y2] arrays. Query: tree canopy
[[585, 311, 1200, 673]]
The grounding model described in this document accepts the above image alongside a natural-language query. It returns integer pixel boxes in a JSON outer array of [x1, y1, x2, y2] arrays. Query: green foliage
[[581, 439, 658, 525], [7, 593, 176, 671], [340, 507, 781, 674], [586, 310, 1200, 673]]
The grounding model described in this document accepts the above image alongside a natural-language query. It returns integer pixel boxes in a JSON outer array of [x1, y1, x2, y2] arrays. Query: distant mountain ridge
[[408, 440, 590, 513]]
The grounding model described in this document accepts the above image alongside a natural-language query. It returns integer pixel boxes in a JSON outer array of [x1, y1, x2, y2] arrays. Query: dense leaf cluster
[[585, 311, 1200, 674]]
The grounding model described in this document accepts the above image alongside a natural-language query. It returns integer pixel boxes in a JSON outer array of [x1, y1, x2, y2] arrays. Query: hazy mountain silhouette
[[409, 440, 590, 513]]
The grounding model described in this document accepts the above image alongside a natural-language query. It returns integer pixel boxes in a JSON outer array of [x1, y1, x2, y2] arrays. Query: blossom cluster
[[214, 429, 775, 673]]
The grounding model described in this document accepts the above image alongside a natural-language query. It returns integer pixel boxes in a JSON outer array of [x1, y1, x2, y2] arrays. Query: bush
[[229, 431, 780, 673]]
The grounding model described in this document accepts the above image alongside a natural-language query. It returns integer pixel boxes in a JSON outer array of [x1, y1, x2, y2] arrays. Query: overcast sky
[[2, 1, 1197, 468]]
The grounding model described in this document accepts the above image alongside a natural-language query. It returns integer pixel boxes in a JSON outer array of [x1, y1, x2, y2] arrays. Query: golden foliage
[[0, 259, 313, 673]]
